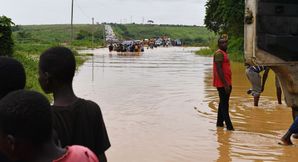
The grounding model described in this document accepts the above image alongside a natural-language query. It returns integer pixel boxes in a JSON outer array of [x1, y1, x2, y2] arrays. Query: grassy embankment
[[12, 24, 104, 97], [195, 36, 244, 62], [110, 24, 214, 46]]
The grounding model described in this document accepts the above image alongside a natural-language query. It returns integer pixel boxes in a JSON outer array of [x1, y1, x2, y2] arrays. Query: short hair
[[0, 57, 26, 99], [218, 34, 228, 44], [39, 47, 76, 83], [0, 90, 52, 145], [218, 37, 228, 44]]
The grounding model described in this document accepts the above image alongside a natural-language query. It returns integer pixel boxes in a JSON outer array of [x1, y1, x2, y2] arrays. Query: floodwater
[[75, 47, 297, 162]]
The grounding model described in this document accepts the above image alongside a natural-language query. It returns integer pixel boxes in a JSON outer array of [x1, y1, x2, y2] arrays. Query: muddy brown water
[[76, 47, 297, 162]]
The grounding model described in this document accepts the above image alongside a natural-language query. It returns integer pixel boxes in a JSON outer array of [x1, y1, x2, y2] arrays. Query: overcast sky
[[1, 0, 207, 25]]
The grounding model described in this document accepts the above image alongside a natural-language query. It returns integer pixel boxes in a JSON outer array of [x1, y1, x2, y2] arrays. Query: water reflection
[[75, 47, 296, 162], [216, 129, 232, 162]]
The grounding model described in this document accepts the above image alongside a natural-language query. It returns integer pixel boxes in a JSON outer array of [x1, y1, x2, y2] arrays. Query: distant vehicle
[[174, 39, 182, 46], [155, 38, 163, 46], [121, 40, 134, 46]]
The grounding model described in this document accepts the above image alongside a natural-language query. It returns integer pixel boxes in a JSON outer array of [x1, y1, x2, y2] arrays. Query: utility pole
[[102, 24, 105, 47], [70, 0, 74, 47], [92, 17, 94, 49]]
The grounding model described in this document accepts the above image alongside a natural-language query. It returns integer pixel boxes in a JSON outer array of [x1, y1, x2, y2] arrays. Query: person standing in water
[[245, 65, 270, 106], [213, 35, 234, 131]]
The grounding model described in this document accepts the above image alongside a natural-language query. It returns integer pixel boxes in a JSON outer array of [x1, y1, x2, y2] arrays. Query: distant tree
[[204, 0, 224, 33], [0, 16, 14, 56], [204, 0, 245, 61]]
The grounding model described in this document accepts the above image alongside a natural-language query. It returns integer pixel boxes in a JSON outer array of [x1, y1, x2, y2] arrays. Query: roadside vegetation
[[13, 24, 105, 49], [110, 23, 215, 46], [197, 0, 245, 62], [1, 16, 93, 98], [195, 36, 244, 62]]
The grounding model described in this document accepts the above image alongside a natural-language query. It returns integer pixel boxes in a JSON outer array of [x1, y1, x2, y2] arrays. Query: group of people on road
[[109, 41, 144, 53], [0, 47, 110, 162], [213, 35, 297, 145]]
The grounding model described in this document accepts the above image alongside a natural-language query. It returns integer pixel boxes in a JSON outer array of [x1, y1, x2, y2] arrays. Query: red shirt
[[213, 49, 232, 87], [53, 145, 99, 162]]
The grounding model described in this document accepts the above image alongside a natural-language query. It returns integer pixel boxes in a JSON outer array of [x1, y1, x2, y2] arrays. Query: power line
[[75, 3, 91, 20], [70, 0, 74, 46]]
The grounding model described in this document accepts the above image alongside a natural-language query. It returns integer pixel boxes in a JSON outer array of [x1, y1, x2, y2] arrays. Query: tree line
[[0, 16, 14, 56], [204, 0, 245, 61]]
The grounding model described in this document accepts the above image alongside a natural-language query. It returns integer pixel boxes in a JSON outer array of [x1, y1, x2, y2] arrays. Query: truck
[[244, 0, 298, 118]]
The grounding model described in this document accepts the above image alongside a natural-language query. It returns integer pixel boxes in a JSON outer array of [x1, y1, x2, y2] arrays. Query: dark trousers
[[217, 86, 234, 130], [0, 154, 10, 162], [289, 116, 298, 133]]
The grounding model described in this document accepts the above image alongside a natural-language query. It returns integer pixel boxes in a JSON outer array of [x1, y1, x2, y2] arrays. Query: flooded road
[[75, 47, 297, 162]]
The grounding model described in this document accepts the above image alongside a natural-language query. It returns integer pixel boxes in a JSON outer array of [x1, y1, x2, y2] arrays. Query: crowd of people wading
[[108, 36, 182, 53]]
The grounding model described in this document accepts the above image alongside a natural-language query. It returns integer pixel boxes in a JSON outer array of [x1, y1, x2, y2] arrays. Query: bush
[[195, 47, 213, 56], [228, 36, 244, 62], [0, 16, 14, 56], [196, 35, 244, 62], [76, 30, 92, 40]]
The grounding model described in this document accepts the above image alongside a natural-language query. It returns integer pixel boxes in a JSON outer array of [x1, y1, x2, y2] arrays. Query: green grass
[[10, 24, 97, 99], [195, 48, 213, 56], [13, 24, 105, 48], [14, 51, 51, 99], [13, 23, 215, 47], [14, 43, 55, 55], [13, 50, 87, 100], [195, 36, 244, 62], [111, 24, 215, 46], [227, 37, 244, 62]]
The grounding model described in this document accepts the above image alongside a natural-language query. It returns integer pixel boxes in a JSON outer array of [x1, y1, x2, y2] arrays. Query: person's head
[[38, 46, 76, 93], [0, 90, 52, 161], [0, 57, 26, 99], [218, 38, 228, 51]]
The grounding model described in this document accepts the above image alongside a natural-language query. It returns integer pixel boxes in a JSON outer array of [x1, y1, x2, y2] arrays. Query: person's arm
[[261, 68, 270, 92], [214, 52, 230, 94], [98, 152, 107, 162]]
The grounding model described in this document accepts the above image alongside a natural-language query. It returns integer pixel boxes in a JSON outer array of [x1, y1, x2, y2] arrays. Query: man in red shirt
[[213, 36, 234, 131]]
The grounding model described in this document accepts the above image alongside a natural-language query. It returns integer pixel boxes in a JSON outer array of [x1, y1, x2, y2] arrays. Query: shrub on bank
[[14, 51, 49, 97], [0, 16, 14, 56], [196, 36, 244, 62], [14, 49, 86, 100]]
